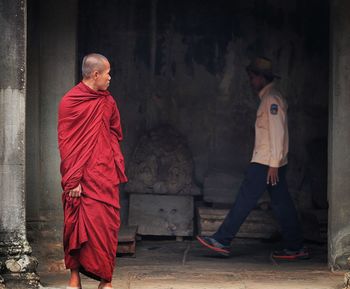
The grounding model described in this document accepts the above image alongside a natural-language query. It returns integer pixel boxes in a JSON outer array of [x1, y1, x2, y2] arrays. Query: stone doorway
[[1, 0, 350, 288]]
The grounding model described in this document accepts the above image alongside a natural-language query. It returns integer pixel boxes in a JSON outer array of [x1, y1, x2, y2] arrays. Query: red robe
[[58, 82, 127, 281]]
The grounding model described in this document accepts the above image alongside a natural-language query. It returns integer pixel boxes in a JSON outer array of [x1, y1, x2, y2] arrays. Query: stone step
[[197, 207, 328, 242], [197, 207, 279, 239], [118, 225, 138, 256]]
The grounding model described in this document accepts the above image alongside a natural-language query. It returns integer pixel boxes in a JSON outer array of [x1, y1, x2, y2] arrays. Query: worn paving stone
[[38, 240, 343, 289]]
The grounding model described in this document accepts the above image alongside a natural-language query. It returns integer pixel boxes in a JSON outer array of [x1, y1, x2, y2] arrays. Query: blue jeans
[[212, 163, 303, 250]]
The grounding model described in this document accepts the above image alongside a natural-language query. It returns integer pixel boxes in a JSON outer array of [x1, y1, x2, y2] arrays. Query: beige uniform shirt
[[251, 82, 288, 168]]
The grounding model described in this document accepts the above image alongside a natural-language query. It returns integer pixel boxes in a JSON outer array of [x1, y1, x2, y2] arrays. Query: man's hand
[[267, 167, 279, 186], [69, 184, 82, 198]]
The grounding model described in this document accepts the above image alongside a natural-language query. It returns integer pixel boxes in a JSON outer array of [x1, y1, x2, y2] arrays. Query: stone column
[[25, 0, 78, 269], [329, 0, 350, 270], [0, 0, 39, 288]]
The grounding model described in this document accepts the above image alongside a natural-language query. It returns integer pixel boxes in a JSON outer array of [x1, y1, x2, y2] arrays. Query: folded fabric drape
[[58, 82, 127, 281]]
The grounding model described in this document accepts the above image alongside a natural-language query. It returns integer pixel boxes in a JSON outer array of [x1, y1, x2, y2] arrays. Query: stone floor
[[39, 239, 344, 289]]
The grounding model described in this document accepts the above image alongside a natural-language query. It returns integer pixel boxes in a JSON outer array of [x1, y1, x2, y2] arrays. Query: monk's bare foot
[[68, 269, 81, 288], [98, 279, 112, 288]]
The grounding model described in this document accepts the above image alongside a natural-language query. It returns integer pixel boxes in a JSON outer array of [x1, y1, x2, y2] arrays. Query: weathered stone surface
[[329, 0, 350, 270], [0, 275, 4, 289], [24, 0, 331, 267], [300, 210, 327, 243], [125, 126, 200, 196], [345, 258, 350, 289], [0, 1, 40, 287], [0, 0, 26, 89], [4, 256, 37, 273], [0, 89, 26, 240], [344, 272, 350, 289], [0, 242, 39, 288], [78, 0, 329, 205], [203, 172, 242, 204], [24, 0, 78, 273], [129, 194, 193, 236], [0, 235, 39, 286], [0, 239, 31, 259], [26, 219, 64, 273], [117, 226, 138, 255], [197, 207, 279, 239], [0, 88, 25, 166], [198, 207, 328, 242], [47, 259, 65, 273], [1, 273, 40, 289]]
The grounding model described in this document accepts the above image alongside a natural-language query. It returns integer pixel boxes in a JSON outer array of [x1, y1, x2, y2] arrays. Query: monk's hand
[[69, 184, 82, 198], [267, 167, 279, 186]]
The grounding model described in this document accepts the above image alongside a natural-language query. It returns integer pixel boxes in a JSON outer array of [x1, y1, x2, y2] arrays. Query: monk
[[58, 53, 127, 289]]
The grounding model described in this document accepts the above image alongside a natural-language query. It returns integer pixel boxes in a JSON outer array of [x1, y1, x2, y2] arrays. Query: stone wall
[[26, 0, 78, 271], [329, 0, 350, 270], [78, 0, 329, 209], [25, 0, 330, 269]]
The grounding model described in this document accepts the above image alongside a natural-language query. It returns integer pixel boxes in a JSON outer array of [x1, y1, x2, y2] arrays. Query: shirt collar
[[258, 82, 274, 99]]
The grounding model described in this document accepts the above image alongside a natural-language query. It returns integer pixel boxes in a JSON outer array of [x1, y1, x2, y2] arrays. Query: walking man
[[197, 57, 309, 260], [58, 53, 127, 288]]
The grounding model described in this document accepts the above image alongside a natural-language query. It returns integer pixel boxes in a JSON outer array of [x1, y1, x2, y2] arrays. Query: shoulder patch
[[270, 104, 278, 115]]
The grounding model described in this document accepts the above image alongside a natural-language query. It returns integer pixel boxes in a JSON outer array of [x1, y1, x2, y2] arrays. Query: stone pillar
[[329, 0, 350, 270], [0, 0, 39, 288], [26, 0, 78, 269], [38, 0, 78, 218]]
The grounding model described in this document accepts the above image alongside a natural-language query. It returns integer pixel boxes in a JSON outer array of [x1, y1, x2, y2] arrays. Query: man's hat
[[246, 57, 280, 79]]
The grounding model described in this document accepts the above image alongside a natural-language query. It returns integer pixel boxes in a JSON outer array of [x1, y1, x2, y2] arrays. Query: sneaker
[[272, 247, 310, 260], [196, 235, 230, 257]]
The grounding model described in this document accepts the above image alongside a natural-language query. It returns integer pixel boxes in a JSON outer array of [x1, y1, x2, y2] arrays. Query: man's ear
[[92, 70, 99, 79]]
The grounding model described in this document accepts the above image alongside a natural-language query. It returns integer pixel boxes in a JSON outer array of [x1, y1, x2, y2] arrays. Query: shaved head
[[82, 53, 109, 79]]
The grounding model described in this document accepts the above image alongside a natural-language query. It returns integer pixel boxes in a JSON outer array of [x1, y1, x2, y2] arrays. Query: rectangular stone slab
[[197, 207, 279, 239], [117, 225, 138, 255], [128, 194, 193, 236]]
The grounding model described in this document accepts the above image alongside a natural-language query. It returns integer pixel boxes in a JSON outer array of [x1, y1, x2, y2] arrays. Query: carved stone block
[[129, 194, 193, 236], [125, 126, 200, 196]]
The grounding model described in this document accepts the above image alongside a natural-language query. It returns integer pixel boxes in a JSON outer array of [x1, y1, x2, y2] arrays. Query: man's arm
[[110, 100, 123, 141], [109, 98, 128, 183], [267, 167, 279, 186], [266, 96, 286, 185]]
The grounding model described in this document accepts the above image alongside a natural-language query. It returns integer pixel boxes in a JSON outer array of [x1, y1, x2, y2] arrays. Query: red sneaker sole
[[196, 236, 230, 255]]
